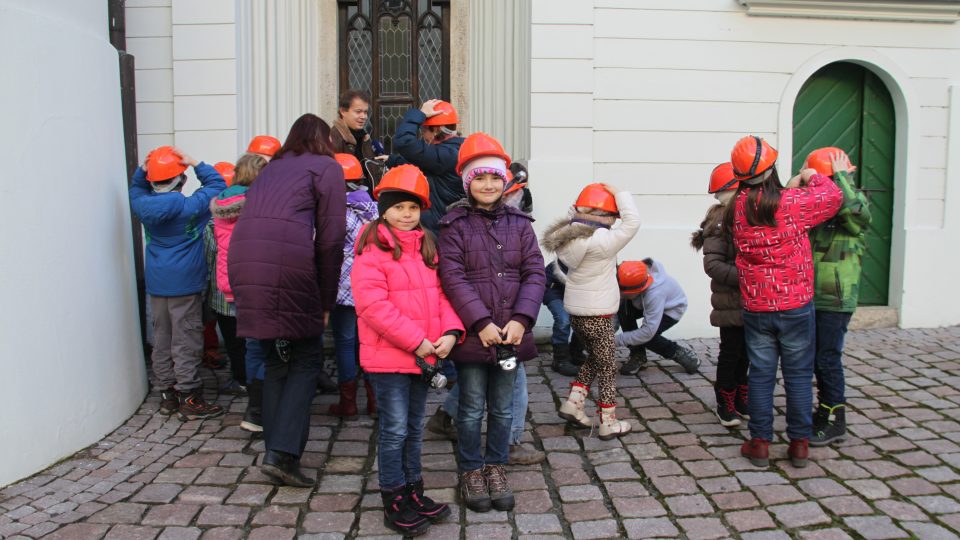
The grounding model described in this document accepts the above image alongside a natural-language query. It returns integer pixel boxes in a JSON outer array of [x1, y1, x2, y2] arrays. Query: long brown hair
[[725, 169, 783, 228], [276, 114, 335, 159], [355, 217, 438, 269]]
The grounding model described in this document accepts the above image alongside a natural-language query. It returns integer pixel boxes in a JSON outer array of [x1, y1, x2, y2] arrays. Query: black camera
[[415, 356, 447, 389], [496, 344, 517, 371]]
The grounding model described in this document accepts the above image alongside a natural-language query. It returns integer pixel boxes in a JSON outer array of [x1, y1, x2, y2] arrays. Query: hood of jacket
[[210, 191, 247, 220], [346, 189, 378, 221], [691, 204, 727, 250], [540, 215, 598, 267]]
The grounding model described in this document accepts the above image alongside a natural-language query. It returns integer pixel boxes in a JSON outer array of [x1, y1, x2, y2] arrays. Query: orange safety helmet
[[145, 146, 188, 182], [574, 183, 618, 215], [731, 136, 778, 181], [334, 153, 364, 181], [213, 161, 236, 186], [708, 162, 738, 194], [247, 135, 282, 157], [373, 164, 431, 208], [618, 261, 654, 295], [804, 147, 846, 177], [456, 132, 511, 174], [422, 100, 458, 127], [504, 170, 528, 196]]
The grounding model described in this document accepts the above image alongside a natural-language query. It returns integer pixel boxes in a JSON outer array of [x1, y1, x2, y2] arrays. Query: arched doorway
[[792, 61, 895, 306]]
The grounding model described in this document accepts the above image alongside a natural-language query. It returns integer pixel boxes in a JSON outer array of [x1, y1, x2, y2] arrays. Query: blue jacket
[[386, 108, 464, 236], [129, 163, 226, 297]]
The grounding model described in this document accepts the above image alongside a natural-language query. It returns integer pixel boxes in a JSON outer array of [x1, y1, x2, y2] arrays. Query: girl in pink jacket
[[352, 165, 464, 536]]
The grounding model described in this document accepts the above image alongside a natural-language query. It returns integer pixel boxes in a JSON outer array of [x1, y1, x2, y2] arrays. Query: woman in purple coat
[[228, 114, 347, 487], [439, 133, 545, 513]]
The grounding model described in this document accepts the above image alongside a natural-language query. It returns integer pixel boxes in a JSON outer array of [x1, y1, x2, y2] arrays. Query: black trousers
[[716, 325, 749, 389], [617, 300, 679, 359], [260, 337, 323, 457], [215, 314, 247, 384]]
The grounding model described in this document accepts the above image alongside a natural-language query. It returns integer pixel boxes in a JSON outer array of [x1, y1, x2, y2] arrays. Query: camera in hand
[[496, 344, 517, 371], [415, 356, 447, 389]]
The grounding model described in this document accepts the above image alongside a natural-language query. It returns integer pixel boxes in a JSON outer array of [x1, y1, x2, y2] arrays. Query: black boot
[[241, 379, 263, 433], [810, 403, 847, 447], [715, 385, 740, 427], [619, 348, 648, 376], [425, 408, 458, 441], [405, 479, 451, 522], [316, 369, 338, 394], [551, 346, 579, 376], [381, 486, 431, 536], [261, 450, 314, 487], [569, 335, 586, 366]]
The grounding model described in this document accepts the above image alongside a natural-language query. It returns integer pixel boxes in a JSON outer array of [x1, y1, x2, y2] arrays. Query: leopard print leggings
[[570, 315, 618, 405]]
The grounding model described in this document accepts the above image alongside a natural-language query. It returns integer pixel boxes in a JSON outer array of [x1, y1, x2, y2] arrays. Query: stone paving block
[[842, 516, 909, 539], [912, 495, 960, 514], [822, 495, 874, 516], [87, 502, 147, 524], [651, 475, 698, 495], [623, 517, 678, 538], [726, 509, 776, 532], [141, 504, 201, 526], [508, 471, 548, 491], [194, 505, 250, 527], [797, 529, 855, 540], [612, 496, 667, 518], [465, 523, 512, 540], [798, 478, 851, 498], [603, 481, 648, 498], [697, 475, 740, 494], [198, 527, 243, 540], [752, 485, 805, 505], [711, 491, 760, 510], [516, 513, 563, 534], [301, 512, 355, 534], [251, 505, 299, 526], [153, 468, 201, 485], [846, 479, 892, 500], [901, 521, 960, 540], [270, 487, 312, 505], [515, 490, 554, 513], [41, 523, 110, 539], [156, 526, 201, 540], [888, 476, 941, 496], [308, 494, 360, 513], [247, 526, 295, 540], [665, 494, 713, 516], [195, 467, 241, 486], [768, 501, 831, 528], [570, 519, 618, 540], [103, 524, 160, 540], [678, 517, 730, 540], [558, 484, 602, 503], [130, 484, 183, 504], [176, 486, 230, 505], [563, 500, 611, 522], [640, 459, 683, 477]]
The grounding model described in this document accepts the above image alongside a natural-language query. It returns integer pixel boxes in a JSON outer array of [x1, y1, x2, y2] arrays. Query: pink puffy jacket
[[210, 190, 247, 302], [352, 223, 464, 374]]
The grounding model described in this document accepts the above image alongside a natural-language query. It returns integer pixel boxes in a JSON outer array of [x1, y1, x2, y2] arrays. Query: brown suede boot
[[329, 380, 358, 418]]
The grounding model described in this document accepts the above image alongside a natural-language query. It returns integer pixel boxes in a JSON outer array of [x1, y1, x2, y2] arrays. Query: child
[[542, 183, 640, 440], [353, 164, 462, 536], [730, 136, 842, 468], [247, 135, 281, 162], [439, 132, 546, 512], [805, 148, 870, 446], [543, 259, 585, 376], [615, 259, 699, 375], [209, 153, 269, 431], [329, 153, 379, 419], [691, 162, 749, 427], [129, 146, 226, 420]]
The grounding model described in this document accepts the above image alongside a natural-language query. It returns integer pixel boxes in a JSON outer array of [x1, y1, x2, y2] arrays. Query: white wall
[[0, 0, 147, 486], [529, 0, 960, 337]]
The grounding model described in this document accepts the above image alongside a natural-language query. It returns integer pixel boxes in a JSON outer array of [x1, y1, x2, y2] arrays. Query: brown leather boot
[[364, 378, 378, 419], [741, 438, 770, 467], [788, 438, 809, 468], [329, 380, 358, 418]]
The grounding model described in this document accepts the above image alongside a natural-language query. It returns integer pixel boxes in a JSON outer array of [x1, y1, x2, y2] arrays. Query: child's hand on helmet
[[415, 339, 437, 358], [501, 321, 525, 345], [172, 147, 198, 167], [830, 151, 856, 174], [478, 323, 504, 348], [600, 183, 620, 196], [420, 99, 443, 118], [432, 335, 457, 358]]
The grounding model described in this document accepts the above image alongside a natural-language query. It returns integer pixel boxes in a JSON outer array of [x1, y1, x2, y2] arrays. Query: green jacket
[[811, 170, 872, 312]]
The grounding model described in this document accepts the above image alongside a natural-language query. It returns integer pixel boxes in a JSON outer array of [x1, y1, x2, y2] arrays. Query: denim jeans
[[455, 362, 516, 472], [742, 302, 816, 442], [368, 373, 428, 491], [545, 296, 571, 347], [443, 363, 527, 446], [330, 305, 359, 384], [617, 300, 679, 359], [260, 336, 323, 457], [245, 338, 266, 383], [814, 310, 852, 406]]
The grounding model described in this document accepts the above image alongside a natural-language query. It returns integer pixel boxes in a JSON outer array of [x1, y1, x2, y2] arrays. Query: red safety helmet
[[373, 164, 431, 208], [145, 146, 188, 182], [708, 162, 738, 194], [618, 261, 654, 295], [334, 153, 364, 181], [213, 161, 235, 187], [731, 136, 778, 181], [422, 101, 458, 127], [804, 147, 846, 177], [456, 132, 511, 174], [247, 135, 281, 157], [574, 183, 618, 215]]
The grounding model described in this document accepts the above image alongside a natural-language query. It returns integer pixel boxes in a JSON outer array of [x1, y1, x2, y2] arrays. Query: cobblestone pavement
[[3, 326, 960, 539]]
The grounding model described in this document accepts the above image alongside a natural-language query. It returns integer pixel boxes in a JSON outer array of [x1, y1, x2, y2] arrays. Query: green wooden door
[[792, 62, 895, 305]]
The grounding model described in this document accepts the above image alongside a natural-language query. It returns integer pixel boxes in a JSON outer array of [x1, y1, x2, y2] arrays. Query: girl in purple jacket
[[439, 133, 546, 513]]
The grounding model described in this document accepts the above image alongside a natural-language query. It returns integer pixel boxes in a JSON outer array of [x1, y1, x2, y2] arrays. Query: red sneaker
[[741, 438, 770, 467], [788, 438, 809, 468]]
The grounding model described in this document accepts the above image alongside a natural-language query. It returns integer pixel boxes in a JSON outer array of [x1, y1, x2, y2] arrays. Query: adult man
[[386, 99, 464, 236], [331, 90, 381, 183]]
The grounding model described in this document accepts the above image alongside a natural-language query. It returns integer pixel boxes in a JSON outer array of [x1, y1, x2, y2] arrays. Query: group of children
[[131, 104, 868, 534]]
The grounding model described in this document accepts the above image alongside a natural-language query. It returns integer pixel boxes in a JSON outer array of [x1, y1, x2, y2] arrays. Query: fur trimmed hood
[[210, 194, 246, 220], [540, 216, 598, 253], [691, 203, 727, 250]]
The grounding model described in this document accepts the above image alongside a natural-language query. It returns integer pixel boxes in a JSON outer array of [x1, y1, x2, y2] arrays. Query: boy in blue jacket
[[616, 259, 701, 375], [129, 146, 227, 420]]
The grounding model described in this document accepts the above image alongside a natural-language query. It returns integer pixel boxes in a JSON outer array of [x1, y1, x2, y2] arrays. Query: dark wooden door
[[338, 0, 450, 154]]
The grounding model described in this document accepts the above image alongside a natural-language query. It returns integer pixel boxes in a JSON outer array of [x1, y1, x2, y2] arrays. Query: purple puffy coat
[[228, 152, 346, 339], [439, 202, 546, 364]]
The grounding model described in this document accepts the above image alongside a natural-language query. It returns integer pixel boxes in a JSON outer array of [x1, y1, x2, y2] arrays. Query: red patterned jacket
[[733, 174, 842, 312]]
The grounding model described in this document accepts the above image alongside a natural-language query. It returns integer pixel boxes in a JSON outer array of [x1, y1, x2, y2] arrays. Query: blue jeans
[[442, 364, 528, 446], [742, 302, 815, 442], [545, 295, 571, 347], [260, 337, 322, 457], [245, 338, 266, 383], [455, 362, 516, 472], [330, 305, 359, 384], [368, 373, 428, 491], [814, 310, 852, 406]]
